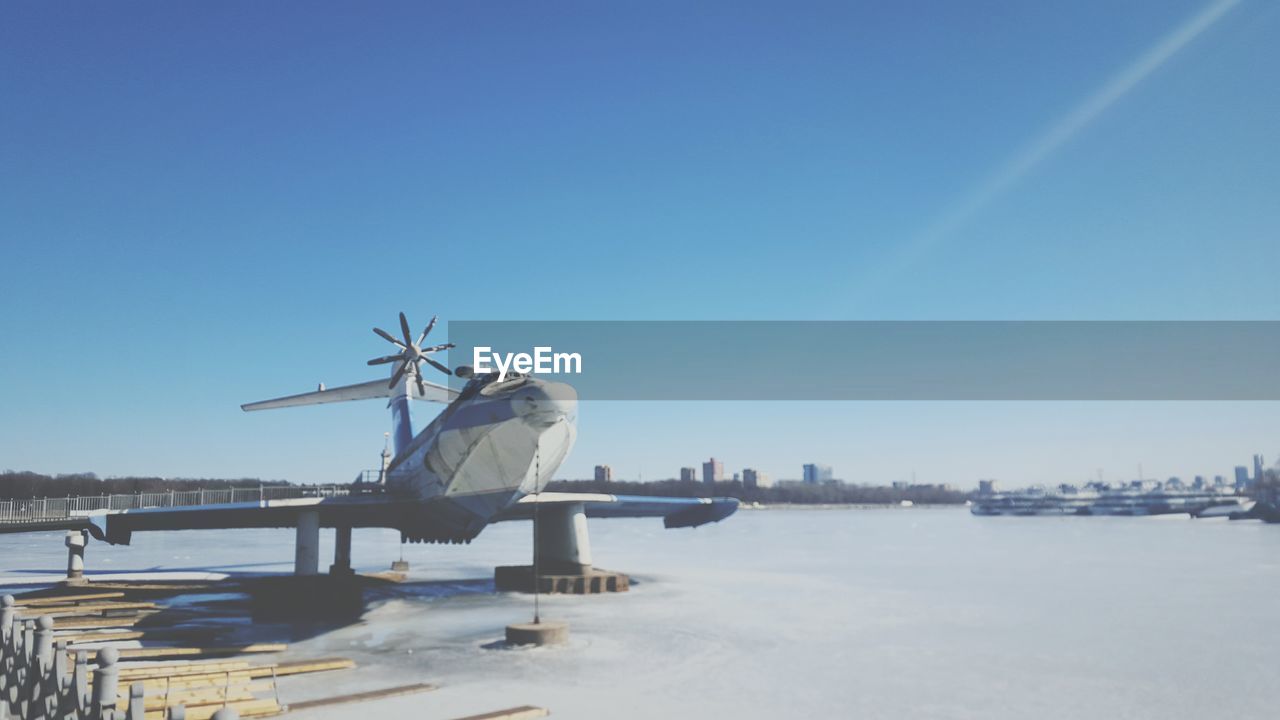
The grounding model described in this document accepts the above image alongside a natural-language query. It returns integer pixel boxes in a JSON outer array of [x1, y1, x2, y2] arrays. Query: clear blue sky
[[2, 1, 1277, 487]]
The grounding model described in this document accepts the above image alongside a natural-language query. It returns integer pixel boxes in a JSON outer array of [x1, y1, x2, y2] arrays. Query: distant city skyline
[[568, 452, 1271, 493]]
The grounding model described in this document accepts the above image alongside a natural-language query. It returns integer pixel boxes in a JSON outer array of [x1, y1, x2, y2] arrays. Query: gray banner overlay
[[443, 321, 1280, 400]]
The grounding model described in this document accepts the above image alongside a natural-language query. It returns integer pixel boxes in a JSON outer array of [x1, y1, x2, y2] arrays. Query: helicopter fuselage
[[383, 373, 578, 542]]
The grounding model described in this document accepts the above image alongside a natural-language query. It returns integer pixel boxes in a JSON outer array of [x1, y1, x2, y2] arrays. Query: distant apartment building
[[703, 458, 724, 487], [1235, 465, 1250, 489], [978, 479, 999, 495], [802, 463, 832, 485], [742, 468, 770, 489], [594, 465, 613, 482], [1254, 454, 1266, 484], [680, 467, 698, 483]]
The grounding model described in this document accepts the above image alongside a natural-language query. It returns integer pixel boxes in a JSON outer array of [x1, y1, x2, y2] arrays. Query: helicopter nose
[[514, 381, 578, 428]]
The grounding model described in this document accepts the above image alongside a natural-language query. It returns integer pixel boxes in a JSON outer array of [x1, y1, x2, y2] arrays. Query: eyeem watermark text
[[473, 346, 583, 381]]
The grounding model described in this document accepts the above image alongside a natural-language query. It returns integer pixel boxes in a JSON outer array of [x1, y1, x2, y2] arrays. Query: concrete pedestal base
[[505, 621, 569, 646], [494, 565, 629, 594], [497, 502, 630, 594]]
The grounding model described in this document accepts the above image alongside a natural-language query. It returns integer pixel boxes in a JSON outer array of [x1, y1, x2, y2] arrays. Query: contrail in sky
[[858, 0, 1242, 303]]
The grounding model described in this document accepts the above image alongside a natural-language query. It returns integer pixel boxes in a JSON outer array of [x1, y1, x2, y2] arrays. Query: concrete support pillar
[[64, 530, 87, 584], [294, 511, 320, 576], [534, 502, 592, 575], [329, 524, 353, 576]]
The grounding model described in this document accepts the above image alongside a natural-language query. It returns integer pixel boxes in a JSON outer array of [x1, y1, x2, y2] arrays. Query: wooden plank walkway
[[449, 707, 550, 720], [285, 682, 438, 711], [81, 643, 288, 661]]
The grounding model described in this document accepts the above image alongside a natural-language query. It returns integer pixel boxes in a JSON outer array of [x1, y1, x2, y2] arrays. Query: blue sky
[[2, 1, 1278, 487]]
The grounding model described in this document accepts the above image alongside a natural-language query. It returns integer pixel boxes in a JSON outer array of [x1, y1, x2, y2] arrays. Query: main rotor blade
[[399, 312, 413, 346], [416, 376, 427, 396], [417, 315, 439, 346], [374, 327, 406, 348], [422, 342, 454, 353], [388, 362, 409, 389], [423, 357, 453, 376], [367, 354, 402, 366]]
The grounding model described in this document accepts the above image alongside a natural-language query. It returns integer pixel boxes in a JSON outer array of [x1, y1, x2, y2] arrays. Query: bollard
[[15, 620, 34, 718], [53, 642, 68, 690], [5, 618, 27, 713], [28, 615, 55, 720], [127, 681, 145, 720], [34, 616, 54, 673], [210, 707, 240, 720], [54, 642, 76, 720], [1, 637, 11, 718], [72, 647, 89, 717], [92, 647, 120, 719], [0, 596, 14, 646], [0, 596, 13, 707], [21, 620, 34, 667], [166, 704, 186, 720], [0, 600, 10, 720]]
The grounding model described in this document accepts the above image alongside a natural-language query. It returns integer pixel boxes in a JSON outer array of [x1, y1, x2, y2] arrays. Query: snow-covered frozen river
[[3, 507, 1278, 719]]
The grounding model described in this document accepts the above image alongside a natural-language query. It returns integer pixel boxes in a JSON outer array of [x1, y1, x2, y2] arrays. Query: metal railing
[[0, 485, 354, 525]]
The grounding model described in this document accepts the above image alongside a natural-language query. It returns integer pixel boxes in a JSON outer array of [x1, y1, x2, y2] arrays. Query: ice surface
[[3, 508, 1278, 719]]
